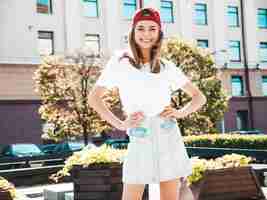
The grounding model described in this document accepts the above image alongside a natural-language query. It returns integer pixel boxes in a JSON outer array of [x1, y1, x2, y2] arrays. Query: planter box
[[190, 166, 265, 200], [0, 190, 12, 200], [71, 163, 148, 200]]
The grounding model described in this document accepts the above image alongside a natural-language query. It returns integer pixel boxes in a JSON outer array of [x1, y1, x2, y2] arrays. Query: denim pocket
[[160, 118, 176, 134], [128, 127, 151, 138], [127, 117, 151, 138]]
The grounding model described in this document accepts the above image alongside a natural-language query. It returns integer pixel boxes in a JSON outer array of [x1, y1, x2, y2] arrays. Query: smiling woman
[[88, 7, 206, 200]]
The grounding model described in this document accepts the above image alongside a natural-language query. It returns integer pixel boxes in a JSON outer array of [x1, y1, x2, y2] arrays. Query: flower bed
[[71, 163, 123, 200], [0, 176, 23, 200], [189, 166, 265, 200], [188, 154, 265, 200], [51, 145, 149, 200], [51, 145, 264, 200]]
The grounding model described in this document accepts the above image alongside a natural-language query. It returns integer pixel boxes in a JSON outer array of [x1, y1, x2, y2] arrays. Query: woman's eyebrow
[[136, 25, 157, 28]]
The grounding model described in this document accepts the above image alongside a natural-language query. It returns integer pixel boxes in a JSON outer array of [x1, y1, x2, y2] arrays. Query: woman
[[88, 7, 206, 200]]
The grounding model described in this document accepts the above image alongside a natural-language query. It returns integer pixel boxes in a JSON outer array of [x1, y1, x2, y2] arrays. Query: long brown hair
[[120, 26, 164, 74]]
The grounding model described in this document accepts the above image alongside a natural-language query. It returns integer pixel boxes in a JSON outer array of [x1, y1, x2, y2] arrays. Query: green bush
[[184, 134, 267, 150]]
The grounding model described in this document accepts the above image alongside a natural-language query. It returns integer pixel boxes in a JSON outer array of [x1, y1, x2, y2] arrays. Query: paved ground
[[17, 183, 72, 200], [17, 183, 267, 200], [17, 183, 161, 200]]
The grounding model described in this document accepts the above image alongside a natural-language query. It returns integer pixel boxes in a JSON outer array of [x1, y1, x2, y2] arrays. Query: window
[[123, 0, 137, 19], [229, 41, 241, 62], [231, 76, 244, 96], [160, 1, 174, 23], [258, 8, 267, 28], [38, 31, 54, 56], [259, 42, 267, 63], [85, 34, 100, 55], [236, 110, 248, 131], [83, 0, 98, 17], [262, 76, 267, 96], [37, 0, 52, 14], [228, 6, 239, 27], [194, 3, 207, 25], [197, 40, 209, 48]]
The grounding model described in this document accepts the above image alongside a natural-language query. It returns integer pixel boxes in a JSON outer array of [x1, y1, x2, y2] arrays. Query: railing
[[0, 165, 71, 186], [0, 153, 73, 170], [0, 147, 267, 187]]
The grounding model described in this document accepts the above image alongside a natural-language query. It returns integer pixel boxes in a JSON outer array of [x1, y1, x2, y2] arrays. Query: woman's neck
[[140, 48, 151, 64]]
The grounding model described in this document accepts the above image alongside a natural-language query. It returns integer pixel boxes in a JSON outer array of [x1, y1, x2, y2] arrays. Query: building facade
[[0, 0, 267, 144]]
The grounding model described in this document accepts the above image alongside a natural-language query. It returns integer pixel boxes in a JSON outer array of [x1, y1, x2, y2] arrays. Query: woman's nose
[[143, 30, 151, 37]]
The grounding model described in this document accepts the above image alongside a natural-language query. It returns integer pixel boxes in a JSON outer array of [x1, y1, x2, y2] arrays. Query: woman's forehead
[[135, 20, 159, 28]]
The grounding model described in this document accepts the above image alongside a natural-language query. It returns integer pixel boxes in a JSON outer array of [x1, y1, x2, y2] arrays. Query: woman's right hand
[[119, 111, 145, 131]]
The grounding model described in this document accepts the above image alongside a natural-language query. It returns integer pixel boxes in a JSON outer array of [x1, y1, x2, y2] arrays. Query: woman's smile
[[139, 38, 154, 46]]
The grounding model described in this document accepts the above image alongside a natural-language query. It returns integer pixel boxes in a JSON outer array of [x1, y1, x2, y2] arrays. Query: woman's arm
[[88, 86, 126, 130], [176, 81, 207, 118], [88, 86, 144, 131], [160, 81, 207, 119]]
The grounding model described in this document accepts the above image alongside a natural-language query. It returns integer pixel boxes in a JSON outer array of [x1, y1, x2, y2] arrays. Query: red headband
[[132, 8, 161, 28]]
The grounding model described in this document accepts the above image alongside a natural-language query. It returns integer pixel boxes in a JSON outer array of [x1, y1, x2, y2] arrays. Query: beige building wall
[[0, 64, 39, 99], [0, 0, 267, 100]]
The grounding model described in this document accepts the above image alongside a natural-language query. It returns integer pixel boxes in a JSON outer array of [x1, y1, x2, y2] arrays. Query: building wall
[[37, 0, 65, 54], [224, 97, 267, 133], [1, 0, 265, 66], [256, 0, 267, 51], [0, 64, 39, 100], [0, 0, 38, 63], [0, 100, 42, 144], [0, 0, 267, 143]]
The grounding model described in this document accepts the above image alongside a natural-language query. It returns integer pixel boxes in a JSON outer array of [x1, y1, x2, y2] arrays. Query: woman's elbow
[[88, 86, 106, 106]]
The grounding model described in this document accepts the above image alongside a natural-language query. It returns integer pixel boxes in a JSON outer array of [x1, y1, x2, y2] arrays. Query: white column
[[103, 0, 122, 55], [210, 0, 227, 67], [65, 0, 82, 51], [243, 0, 257, 68], [143, 0, 160, 9], [177, 0, 194, 40]]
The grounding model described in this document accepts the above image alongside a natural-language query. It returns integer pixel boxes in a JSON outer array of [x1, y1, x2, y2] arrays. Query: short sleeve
[[95, 55, 120, 89], [168, 62, 190, 91]]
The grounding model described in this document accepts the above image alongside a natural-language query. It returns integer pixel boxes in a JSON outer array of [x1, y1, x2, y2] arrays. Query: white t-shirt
[[95, 53, 190, 117]]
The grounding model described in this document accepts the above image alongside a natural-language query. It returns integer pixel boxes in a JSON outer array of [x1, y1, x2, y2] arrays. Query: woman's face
[[134, 20, 160, 50]]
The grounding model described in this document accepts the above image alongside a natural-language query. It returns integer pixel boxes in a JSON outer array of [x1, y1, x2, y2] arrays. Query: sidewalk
[[16, 182, 267, 200], [149, 184, 267, 199], [16, 182, 73, 200]]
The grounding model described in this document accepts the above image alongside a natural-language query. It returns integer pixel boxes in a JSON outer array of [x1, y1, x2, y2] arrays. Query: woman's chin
[[139, 45, 153, 50]]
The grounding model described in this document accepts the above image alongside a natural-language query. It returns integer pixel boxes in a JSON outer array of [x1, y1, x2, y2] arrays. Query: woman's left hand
[[159, 105, 184, 119]]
